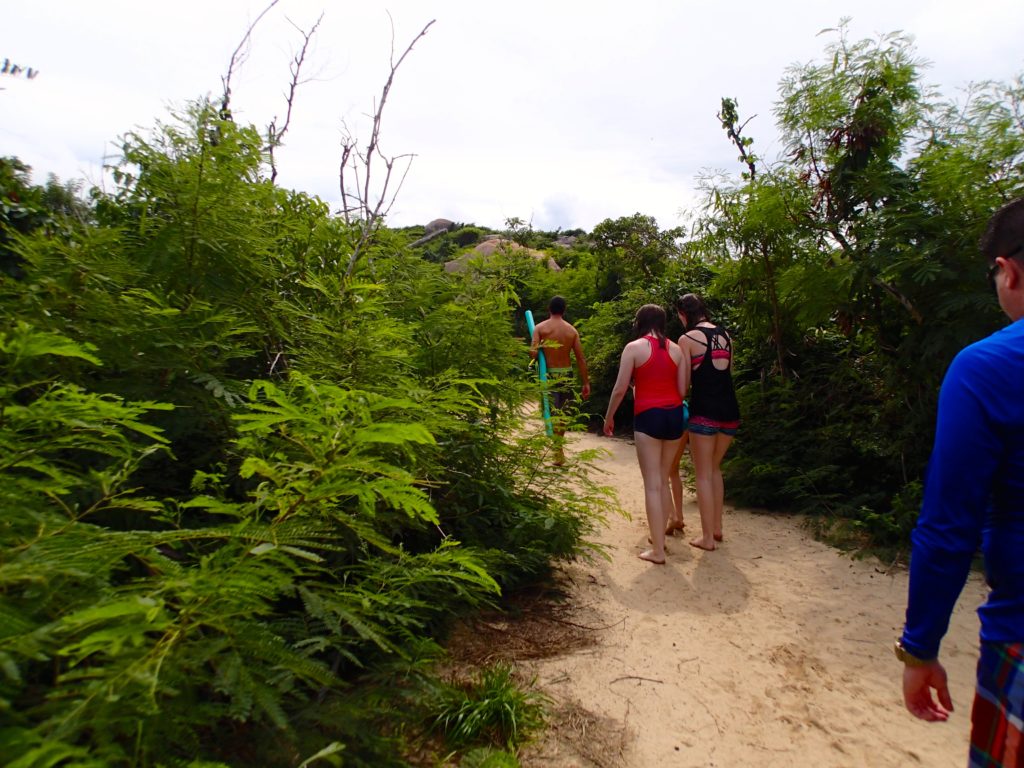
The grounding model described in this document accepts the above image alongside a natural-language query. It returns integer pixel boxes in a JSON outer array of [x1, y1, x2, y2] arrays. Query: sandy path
[[521, 431, 987, 767]]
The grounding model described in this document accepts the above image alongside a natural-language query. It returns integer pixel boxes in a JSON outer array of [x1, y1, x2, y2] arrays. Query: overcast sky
[[3, 1, 1023, 232]]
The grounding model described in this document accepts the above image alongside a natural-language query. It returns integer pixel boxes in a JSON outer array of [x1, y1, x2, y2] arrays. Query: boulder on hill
[[443, 238, 561, 273], [423, 218, 455, 235], [408, 218, 457, 248]]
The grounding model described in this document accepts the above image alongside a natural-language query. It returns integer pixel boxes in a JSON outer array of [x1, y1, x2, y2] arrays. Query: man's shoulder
[[948, 324, 1024, 382], [949, 337, 994, 376], [542, 318, 576, 335], [957, 323, 1022, 360]]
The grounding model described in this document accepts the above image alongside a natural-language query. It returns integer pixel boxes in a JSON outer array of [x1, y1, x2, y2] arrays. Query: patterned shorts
[[971, 642, 1024, 767]]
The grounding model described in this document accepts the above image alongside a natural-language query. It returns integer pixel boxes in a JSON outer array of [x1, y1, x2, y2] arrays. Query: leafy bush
[[0, 99, 614, 766], [453, 226, 487, 247], [690, 27, 1023, 546]]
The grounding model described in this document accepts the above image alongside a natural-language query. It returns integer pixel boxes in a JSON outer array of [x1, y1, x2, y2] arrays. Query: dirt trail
[[519, 431, 986, 767]]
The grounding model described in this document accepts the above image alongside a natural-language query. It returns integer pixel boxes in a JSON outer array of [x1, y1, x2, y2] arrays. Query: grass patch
[[430, 663, 549, 751]]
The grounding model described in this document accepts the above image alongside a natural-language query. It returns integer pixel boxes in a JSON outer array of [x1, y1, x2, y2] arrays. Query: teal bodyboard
[[524, 310, 553, 436]]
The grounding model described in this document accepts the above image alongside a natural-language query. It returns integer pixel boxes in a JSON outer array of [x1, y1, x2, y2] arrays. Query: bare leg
[[553, 429, 566, 466], [551, 400, 577, 465], [667, 431, 688, 533], [661, 481, 674, 530], [710, 433, 733, 540], [689, 433, 718, 550], [634, 432, 682, 563], [551, 395, 569, 465]]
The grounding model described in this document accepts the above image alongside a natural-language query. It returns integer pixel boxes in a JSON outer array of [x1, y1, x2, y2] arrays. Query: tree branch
[[871, 276, 924, 324], [221, 0, 281, 119], [267, 13, 324, 182], [340, 17, 436, 279]]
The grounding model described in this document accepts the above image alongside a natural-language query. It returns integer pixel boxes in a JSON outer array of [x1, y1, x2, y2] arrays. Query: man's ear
[[1004, 257, 1023, 290]]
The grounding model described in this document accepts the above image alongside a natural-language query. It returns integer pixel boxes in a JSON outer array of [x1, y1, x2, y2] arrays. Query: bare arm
[[572, 332, 591, 399], [673, 341, 690, 400], [603, 344, 637, 436], [529, 326, 540, 361]]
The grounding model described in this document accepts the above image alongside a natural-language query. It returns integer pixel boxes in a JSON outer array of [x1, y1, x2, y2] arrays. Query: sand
[[517, 430, 986, 767]]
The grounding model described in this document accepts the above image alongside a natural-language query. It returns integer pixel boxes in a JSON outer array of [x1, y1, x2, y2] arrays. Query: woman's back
[[682, 324, 739, 423], [633, 335, 683, 414]]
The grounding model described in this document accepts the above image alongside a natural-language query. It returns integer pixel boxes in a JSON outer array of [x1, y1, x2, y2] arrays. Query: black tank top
[[689, 325, 740, 422]]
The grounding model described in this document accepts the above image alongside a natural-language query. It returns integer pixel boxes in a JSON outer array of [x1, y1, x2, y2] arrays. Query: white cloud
[[3, 0, 1022, 231]]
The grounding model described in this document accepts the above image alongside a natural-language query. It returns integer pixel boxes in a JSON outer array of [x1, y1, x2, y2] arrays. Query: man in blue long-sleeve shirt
[[898, 196, 1024, 767]]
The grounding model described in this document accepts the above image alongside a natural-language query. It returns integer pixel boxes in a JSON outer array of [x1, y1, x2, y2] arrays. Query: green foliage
[[589, 213, 684, 299], [453, 226, 487, 247], [855, 480, 923, 546], [502, 217, 537, 248], [0, 97, 614, 766], [459, 747, 521, 767], [429, 663, 548, 751], [701, 23, 1024, 542], [0, 157, 88, 279]]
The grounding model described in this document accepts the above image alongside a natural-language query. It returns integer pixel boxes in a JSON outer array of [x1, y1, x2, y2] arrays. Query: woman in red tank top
[[603, 305, 690, 564]]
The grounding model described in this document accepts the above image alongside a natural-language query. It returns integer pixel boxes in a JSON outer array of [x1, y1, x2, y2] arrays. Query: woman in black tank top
[[675, 294, 740, 551]]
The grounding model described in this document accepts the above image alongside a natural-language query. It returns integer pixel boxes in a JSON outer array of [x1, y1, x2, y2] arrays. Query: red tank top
[[633, 336, 682, 415]]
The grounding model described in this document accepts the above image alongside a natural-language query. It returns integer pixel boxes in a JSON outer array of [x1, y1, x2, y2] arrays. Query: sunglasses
[[987, 243, 1024, 290]]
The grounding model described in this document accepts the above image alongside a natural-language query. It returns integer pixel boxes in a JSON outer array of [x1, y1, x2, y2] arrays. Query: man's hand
[[903, 661, 953, 722], [581, 382, 591, 400], [602, 416, 614, 436]]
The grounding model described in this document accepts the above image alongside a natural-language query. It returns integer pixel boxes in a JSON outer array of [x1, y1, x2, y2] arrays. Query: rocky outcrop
[[408, 218, 456, 248], [443, 238, 561, 273], [424, 218, 454, 235]]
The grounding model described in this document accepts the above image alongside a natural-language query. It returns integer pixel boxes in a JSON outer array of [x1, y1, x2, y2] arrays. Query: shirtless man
[[530, 296, 591, 464]]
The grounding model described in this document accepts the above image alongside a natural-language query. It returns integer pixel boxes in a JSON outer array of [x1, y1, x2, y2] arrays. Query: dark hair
[[549, 295, 567, 315], [675, 293, 710, 330], [980, 197, 1024, 263], [633, 304, 668, 348]]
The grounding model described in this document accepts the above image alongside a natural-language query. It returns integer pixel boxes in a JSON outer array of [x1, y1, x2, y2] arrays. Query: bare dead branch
[[339, 17, 436, 279], [872, 275, 924, 324], [267, 12, 324, 182], [221, 0, 281, 118], [338, 151, 354, 224], [379, 152, 416, 219]]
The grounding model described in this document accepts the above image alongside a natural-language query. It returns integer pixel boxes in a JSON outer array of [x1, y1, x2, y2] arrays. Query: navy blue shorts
[[634, 405, 686, 441]]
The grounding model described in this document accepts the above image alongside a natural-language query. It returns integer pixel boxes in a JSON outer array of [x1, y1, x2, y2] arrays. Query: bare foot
[[713, 533, 723, 542], [689, 537, 716, 551], [638, 549, 666, 565], [665, 519, 685, 535]]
